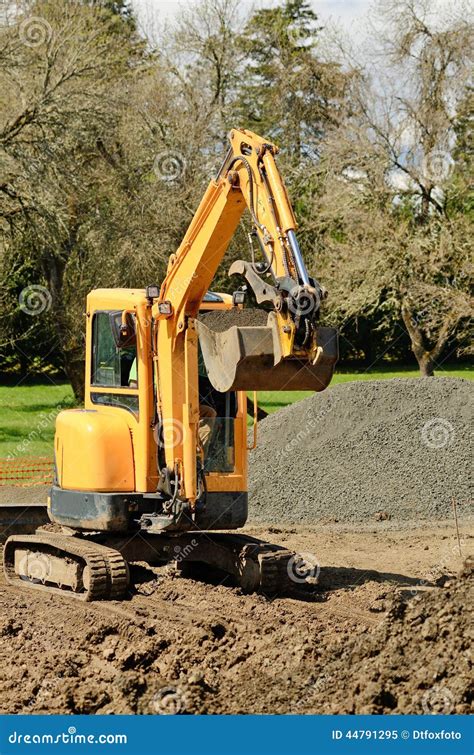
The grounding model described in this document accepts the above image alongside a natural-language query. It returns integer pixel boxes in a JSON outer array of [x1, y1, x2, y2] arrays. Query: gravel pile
[[248, 377, 472, 524]]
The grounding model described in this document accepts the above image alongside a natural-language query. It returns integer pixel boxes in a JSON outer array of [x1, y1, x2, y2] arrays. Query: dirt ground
[[0, 518, 472, 715], [0, 485, 49, 506]]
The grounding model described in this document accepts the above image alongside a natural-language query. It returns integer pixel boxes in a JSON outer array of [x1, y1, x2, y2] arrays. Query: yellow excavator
[[3, 129, 338, 600]]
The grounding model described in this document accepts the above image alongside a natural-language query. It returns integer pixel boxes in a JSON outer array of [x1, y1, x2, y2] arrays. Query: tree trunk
[[401, 305, 434, 376], [42, 249, 85, 402], [64, 354, 85, 402], [358, 318, 373, 365], [420, 191, 431, 223], [418, 353, 435, 377], [401, 304, 456, 379]]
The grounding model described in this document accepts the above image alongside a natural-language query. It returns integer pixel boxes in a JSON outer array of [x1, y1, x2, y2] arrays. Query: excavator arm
[[151, 128, 337, 504]]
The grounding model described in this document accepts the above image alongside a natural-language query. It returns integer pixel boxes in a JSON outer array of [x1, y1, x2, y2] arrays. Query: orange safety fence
[[0, 457, 54, 487]]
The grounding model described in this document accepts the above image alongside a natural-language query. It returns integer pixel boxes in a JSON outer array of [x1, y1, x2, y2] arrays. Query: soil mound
[[308, 562, 473, 714], [0, 533, 470, 715]]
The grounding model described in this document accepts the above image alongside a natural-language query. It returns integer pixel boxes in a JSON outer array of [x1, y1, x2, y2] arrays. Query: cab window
[[91, 311, 137, 388]]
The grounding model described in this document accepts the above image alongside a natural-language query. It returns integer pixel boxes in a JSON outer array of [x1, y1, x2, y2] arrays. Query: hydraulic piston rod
[[287, 229, 310, 286]]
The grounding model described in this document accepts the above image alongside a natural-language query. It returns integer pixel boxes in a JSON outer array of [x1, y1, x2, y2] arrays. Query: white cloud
[[131, 0, 461, 47], [131, 0, 374, 36]]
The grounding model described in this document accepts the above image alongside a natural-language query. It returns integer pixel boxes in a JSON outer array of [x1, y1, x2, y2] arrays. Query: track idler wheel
[[175, 534, 319, 597]]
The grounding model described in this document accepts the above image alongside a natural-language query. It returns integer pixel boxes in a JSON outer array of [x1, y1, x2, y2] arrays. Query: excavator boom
[[152, 128, 337, 502]]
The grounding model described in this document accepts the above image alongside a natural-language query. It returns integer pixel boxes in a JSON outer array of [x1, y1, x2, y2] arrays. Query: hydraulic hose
[[227, 155, 274, 276]]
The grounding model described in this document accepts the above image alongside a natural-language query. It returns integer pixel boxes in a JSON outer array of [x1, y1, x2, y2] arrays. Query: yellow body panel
[[84, 289, 157, 493], [55, 409, 134, 491]]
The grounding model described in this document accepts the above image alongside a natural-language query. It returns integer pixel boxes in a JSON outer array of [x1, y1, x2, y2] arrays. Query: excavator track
[[167, 533, 317, 597], [3, 530, 313, 602], [259, 548, 296, 595], [104, 550, 130, 599], [3, 533, 129, 601], [230, 536, 314, 596]]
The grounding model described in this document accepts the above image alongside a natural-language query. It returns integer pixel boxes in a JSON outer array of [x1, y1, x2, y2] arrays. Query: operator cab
[[88, 291, 239, 474]]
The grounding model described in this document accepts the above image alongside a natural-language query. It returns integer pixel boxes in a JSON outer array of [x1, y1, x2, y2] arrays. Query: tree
[[169, 0, 245, 143], [2, 0, 469, 396], [314, 0, 473, 376], [0, 0, 146, 396], [355, 0, 473, 221], [237, 0, 347, 159]]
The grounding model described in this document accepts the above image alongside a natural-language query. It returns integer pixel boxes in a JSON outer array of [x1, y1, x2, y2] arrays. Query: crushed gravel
[[199, 307, 268, 330], [248, 377, 473, 524]]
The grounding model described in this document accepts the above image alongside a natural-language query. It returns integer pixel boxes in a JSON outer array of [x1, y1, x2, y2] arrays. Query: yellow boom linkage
[[152, 129, 337, 505]]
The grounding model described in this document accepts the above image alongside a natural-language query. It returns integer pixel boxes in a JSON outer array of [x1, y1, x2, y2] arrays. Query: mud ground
[[0, 520, 472, 715]]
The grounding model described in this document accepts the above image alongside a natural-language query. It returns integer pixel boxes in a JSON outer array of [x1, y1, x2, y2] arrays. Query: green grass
[[0, 363, 472, 457], [0, 382, 75, 459]]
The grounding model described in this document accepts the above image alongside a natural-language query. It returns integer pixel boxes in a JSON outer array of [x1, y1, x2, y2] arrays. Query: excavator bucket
[[195, 312, 338, 393]]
